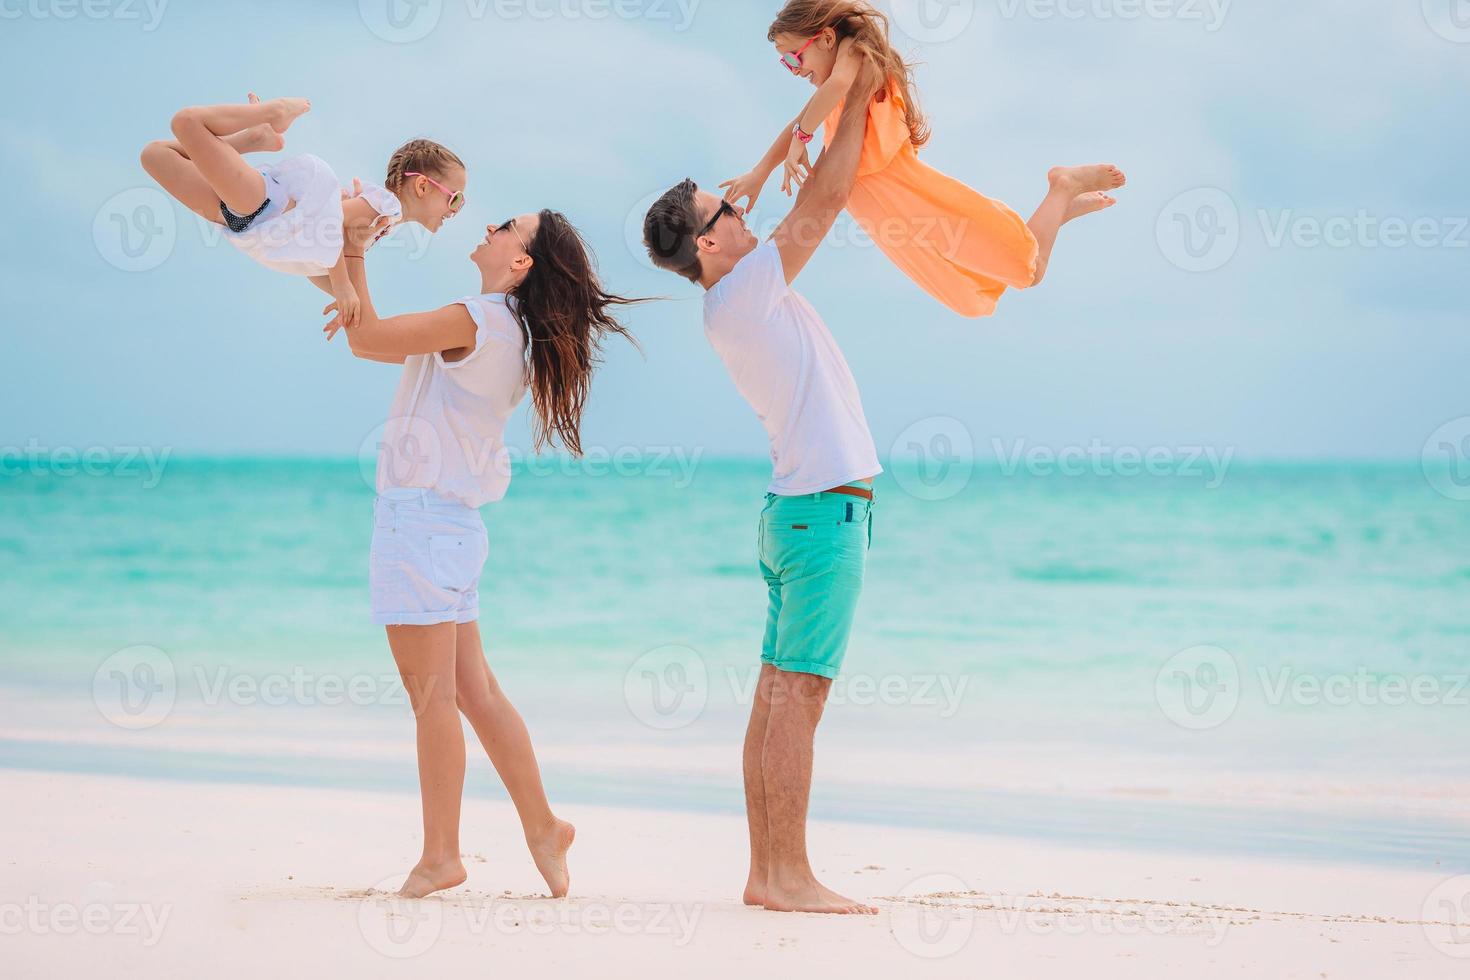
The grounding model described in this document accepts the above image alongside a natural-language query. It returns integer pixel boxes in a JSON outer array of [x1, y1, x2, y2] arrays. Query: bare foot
[[1048, 163, 1126, 196], [234, 123, 285, 155], [764, 877, 877, 915], [1064, 191, 1117, 223], [262, 97, 312, 135], [527, 818, 575, 898], [743, 874, 765, 907], [397, 858, 467, 899]]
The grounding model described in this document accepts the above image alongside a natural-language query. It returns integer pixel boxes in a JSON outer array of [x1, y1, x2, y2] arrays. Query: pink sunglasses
[[405, 172, 465, 215], [779, 34, 824, 74]]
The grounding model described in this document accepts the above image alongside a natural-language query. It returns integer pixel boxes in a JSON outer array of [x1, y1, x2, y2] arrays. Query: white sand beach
[[4, 769, 1466, 978]]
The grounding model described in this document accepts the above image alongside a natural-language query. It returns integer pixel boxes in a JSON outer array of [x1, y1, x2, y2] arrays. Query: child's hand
[[781, 139, 813, 197], [718, 171, 766, 212], [330, 283, 360, 336]]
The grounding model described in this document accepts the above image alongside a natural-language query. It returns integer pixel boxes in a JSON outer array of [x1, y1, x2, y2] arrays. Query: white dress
[[224, 154, 402, 277]]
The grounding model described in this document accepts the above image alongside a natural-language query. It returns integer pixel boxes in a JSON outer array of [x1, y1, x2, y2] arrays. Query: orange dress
[[825, 81, 1038, 318]]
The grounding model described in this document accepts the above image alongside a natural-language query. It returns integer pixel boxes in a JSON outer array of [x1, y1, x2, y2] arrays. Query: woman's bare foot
[[397, 858, 467, 899], [1048, 163, 1126, 197], [1064, 191, 1117, 223], [261, 97, 312, 135], [763, 876, 877, 915], [527, 818, 575, 898]]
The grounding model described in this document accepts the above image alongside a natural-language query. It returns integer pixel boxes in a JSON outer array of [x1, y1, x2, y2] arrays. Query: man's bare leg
[[742, 664, 778, 906], [761, 668, 876, 914]]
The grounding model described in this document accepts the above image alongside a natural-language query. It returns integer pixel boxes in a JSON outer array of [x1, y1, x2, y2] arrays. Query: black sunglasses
[[696, 199, 737, 239]]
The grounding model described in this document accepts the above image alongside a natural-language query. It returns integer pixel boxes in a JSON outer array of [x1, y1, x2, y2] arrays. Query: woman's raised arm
[[323, 255, 478, 364]]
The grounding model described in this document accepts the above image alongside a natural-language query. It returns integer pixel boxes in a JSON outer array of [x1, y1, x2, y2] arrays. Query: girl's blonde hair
[[384, 138, 465, 193], [768, 0, 930, 148]]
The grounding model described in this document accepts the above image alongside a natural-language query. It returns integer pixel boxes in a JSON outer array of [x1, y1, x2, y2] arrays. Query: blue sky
[[1, 0, 1466, 461]]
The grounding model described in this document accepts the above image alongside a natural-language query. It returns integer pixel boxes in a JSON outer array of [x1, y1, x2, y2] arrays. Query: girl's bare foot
[[1048, 163, 1126, 196], [528, 818, 575, 898], [262, 97, 312, 134], [1064, 191, 1117, 223], [234, 123, 285, 155], [397, 858, 467, 899]]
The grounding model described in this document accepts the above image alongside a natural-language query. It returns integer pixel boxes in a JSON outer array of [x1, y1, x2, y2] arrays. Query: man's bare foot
[[1064, 191, 1117, 223], [262, 97, 312, 134], [397, 858, 467, 899], [743, 874, 766, 907], [764, 877, 877, 915], [527, 818, 575, 898], [234, 123, 285, 155], [1048, 163, 1126, 197]]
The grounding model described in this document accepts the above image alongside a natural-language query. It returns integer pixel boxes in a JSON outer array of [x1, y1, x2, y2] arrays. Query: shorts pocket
[[429, 532, 486, 594]]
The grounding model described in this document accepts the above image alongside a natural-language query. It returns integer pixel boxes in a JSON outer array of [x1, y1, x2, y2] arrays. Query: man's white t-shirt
[[376, 294, 529, 508], [703, 241, 881, 495]]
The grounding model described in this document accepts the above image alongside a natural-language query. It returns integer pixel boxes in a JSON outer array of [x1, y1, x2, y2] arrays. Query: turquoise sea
[[1, 457, 1467, 870]]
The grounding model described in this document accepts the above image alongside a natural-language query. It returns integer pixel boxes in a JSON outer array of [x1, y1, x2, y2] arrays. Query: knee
[[406, 675, 457, 716], [169, 107, 202, 139], [455, 680, 498, 717]]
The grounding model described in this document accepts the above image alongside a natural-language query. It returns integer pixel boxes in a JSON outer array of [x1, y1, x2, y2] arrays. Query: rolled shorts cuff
[[371, 605, 479, 628], [762, 656, 841, 680]]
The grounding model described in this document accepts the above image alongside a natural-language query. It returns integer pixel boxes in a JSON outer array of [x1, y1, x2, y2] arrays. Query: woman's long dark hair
[[511, 210, 643, 455]]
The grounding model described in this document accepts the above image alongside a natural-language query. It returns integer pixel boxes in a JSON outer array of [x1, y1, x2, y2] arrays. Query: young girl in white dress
[[140, 94, 466, 328]]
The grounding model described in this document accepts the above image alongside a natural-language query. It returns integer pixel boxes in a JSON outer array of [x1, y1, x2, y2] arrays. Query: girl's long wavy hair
[[511, 211, 643, 456], [768, 0, 930, 149]]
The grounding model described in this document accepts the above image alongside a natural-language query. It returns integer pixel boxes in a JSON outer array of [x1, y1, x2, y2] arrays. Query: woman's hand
[[719, 171, 767, 212], [780, 138, 813, 197]]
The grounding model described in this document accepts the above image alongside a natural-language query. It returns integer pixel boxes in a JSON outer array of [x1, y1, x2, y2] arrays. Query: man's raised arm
[[770, 61, 881, 285]]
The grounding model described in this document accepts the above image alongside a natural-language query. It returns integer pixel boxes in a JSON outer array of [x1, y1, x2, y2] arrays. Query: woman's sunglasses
[[405, 172, 465, 215], [779, 34, 823, 74]]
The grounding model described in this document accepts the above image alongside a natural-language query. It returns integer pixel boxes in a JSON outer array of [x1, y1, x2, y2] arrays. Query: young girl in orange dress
[[721, 0, 1126, 319]]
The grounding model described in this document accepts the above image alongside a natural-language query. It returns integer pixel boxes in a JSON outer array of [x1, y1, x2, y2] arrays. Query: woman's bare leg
[[454, 620, 575, 898], [387, 623, 469, 899], [1025, 164, 1126, 286], [169, 96, 309, 214]]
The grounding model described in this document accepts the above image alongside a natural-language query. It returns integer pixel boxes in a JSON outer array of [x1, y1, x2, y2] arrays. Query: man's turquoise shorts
[[757, 485, 874, 679]]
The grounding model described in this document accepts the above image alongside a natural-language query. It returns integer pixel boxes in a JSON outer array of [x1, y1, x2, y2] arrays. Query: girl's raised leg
[[1025, 164, 1126, 286], [387, 623, 470, 899], [169, 96, 310, 215], [140, 124, 284, 223], [453, 620, 575, 898]]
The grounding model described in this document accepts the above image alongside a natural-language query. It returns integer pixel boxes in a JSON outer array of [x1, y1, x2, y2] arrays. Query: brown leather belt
[[823, 483, 874, 501]]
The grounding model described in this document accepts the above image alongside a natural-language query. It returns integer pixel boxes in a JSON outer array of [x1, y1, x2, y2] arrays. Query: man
[[642, 64, 883, 915]]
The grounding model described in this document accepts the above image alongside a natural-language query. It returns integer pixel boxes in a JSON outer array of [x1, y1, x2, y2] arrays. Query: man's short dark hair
[[643, 178, 705, 284]]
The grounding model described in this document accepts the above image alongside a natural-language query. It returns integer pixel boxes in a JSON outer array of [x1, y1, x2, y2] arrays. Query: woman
[[324, 209, 639, 899]]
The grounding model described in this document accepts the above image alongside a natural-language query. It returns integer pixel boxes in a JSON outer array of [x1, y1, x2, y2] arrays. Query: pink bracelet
[[793, 123, 814, 145]]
